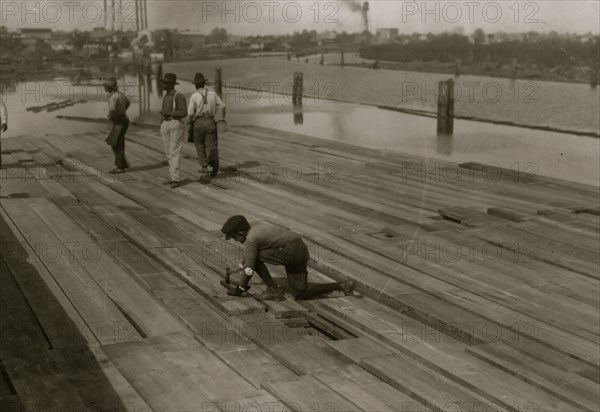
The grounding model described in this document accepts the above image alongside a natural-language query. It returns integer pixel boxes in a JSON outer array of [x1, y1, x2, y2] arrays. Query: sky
[[1, 0, 598, 35]]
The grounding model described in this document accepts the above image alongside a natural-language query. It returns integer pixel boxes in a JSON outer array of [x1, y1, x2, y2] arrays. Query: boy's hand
[[227, 285, 251, 297]]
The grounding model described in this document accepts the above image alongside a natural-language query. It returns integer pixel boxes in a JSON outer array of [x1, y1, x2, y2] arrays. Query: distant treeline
[[360, 35, 600, 69]]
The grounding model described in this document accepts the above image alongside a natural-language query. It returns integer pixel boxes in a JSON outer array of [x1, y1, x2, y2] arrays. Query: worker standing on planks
[[0, 100, 7, 169], [159, 73, 187, 188], [221, 215, 356, 301], [103, 77, 131, 174], [187, 72, 226, 178], [0, 100, 7, 134]]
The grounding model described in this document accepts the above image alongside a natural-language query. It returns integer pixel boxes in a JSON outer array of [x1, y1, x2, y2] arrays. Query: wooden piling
[[215, 68, 223, 99], [591, 66, 599, 88], [454, 59, 461, 77], [511, 58, 518, 81], [437, 79, 454, 135], [292, 72, 303, 105], [320, 52, 324, 65], [447, 79, 455, 135], [341, 50, 345, 67], [157, 62, 163, 81]]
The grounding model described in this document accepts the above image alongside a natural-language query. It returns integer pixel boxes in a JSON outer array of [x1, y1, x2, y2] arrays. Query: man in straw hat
[[103, 76, 130, 173], [221, 215, 356, 301], [188, 72, 226, 178], [159, 73, 187, 188]]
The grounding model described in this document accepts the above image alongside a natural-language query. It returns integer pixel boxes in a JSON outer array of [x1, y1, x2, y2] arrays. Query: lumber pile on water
[[0, 126, 598, 411]]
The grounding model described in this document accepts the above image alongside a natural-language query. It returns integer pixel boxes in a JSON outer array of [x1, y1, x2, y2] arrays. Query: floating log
[[27, 99, 87, 113]]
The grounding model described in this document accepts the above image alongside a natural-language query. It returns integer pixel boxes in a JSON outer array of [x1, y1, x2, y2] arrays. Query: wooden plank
[[317, 299, 583, 412], [500, 342, 600, 384], [262, 375, 362, 412], [314, 364, 433, 412], [0, 180, 47, 198], [507, 220, 600, 254], [0, 257, 50, 351], [101, 340, 212, 410], [467, 343, 599, 412], [345, 228, 600, 342], [234, 313, 351, 375], [0, 395, 25, 412], [487, 207, 527, 222], [0, 213, 92, 348], [146, 332, 257, 399], [102, 332, 257, 410], [361, 354, 505, 412], [467, 225, 599, 279], [218, 348, 298, 387], [0, 260, 88, 411], [1, 199, 142, 345], [326, 337, 396, 361], [214, 390, 286, 412], [54, 345, 152, 412], [27, 198, 185, 338], [150, 246, 265, 315], [2, 348, 88, 412]]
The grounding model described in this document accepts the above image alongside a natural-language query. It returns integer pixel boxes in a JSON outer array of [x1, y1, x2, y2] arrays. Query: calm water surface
[[1, 65, 598, 186]]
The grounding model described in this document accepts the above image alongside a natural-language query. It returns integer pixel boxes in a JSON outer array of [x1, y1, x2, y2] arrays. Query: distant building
[[580, 33, 597, 43], [83, 43, 107, 58], [173, 32, 205, 51], [48, 39, 73, 53], [376, 28, 399, 43], [493, 32, 526, 43], [89, 28, 116, 43], [20, 38, 39, 53], [150, 52, 164, 62], [18, 28, 52, 40], [317, 31, 337, 46]]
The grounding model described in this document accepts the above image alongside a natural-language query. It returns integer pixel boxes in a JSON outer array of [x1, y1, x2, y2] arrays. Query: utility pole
[[119, 0, 124, 32], [135, 0, 140, 32], [143, 0, 148, 30], [110, 0, 115, 31]]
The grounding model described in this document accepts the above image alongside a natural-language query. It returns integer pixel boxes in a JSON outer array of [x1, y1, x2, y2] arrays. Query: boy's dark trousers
[[254, 238, 342, 300], [193, 117, 218, 170], [110, 118, 129, 170]]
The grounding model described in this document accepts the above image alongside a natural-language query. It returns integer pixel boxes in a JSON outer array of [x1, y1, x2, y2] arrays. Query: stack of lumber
[[0, 124, 598, 412]]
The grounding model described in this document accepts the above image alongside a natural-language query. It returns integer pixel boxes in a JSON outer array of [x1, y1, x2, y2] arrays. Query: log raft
[[1, 125, 598, 411]]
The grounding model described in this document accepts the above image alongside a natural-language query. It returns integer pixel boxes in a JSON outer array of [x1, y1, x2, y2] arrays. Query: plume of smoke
[[344, 1, 364, 13]]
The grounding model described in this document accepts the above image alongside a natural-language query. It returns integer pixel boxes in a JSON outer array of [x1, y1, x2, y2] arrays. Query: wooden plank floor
[[0, 125, 598, 411]]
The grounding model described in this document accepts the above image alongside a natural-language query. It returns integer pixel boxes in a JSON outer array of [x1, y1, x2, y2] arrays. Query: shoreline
[[342, 61, 597, 86], [1, 55, 596, 86]]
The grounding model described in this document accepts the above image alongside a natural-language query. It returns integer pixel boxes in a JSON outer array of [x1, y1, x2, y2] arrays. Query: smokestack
[[344, 1, 370, 33], [362, 2, 370, 33]]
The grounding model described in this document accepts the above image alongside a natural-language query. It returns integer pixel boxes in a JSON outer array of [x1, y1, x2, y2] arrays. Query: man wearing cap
[[188, 72, 226, 177], [221, 215, 355, 301], [160, 73, 187, 188], [103, 77, 131, 173]]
